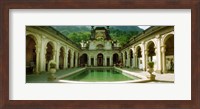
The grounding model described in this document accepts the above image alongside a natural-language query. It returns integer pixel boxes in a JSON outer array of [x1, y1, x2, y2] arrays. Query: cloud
[[138, 26, 150, 30]]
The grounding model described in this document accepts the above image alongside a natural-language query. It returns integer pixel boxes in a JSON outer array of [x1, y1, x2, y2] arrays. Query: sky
[[138, 26, 150, 30]]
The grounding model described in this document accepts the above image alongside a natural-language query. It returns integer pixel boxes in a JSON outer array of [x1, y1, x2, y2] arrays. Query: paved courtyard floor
[[26, 67, 174, 83], [26, 68, 81, 83], [122, 68, 174, 83]]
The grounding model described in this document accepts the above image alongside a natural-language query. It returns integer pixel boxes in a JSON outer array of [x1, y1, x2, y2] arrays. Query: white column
[[76, 53, 79, 67], [35, 46, 40, 73], [40, 41, 46, 72], [141, 42, 146, 71], [154, 47, 157, 71], [88, 55, 91, 66], [156, 36, 162, 73], [65, 49, 69, 68], [123, 52, 126, 67], [127, 51, 130, 67], [135, 54, 138, 68], [161, 45, 166, 73], [94, 56, 97, 66], [104, 55, 107, 66], [145, 49, 149, 70], [43, 47, 47, 71], [75, 52, 78, 67], [70, 51, 74, 68], [55, 49, 59, 69], [110, 56, 112, 66], [64, 52, 67, 69]]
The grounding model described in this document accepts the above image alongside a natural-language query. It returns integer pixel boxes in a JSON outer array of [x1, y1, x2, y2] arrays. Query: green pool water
[[62, 68, 140, 82]]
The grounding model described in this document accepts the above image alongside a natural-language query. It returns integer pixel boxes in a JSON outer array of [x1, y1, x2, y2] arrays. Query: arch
[[129, 49, 133, 67], [26, 33, 39, 45], [136, 46, 142, 58], [125, 51, 127, 59], [45, 41, 55, 71], [97, 53, 103, 66], [59, 46, 65, 69], [80, 53, 88, 67], [77, 53, 80, 67], [146, 41, 156, 62], [68, 49, 71, 68], [164, 34, 174, 72], [124, 51, 127, 67], [113, 53, 119, 66], [73, 51, 76, 67], [120, 52, 123, 67], [59, 46, 66, 53], [45, 41, 56, 50], [163, 34, 174, 46], [136, 46, 142, 69], [145, 40, 156, 49], [26, 35, 37, 74]]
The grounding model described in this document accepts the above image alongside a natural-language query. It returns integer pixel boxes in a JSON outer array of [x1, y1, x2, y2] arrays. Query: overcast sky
[[138, 26, 150, 30]]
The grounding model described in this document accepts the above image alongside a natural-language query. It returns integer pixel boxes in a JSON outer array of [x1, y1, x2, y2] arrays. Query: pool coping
[[57, 67, 87, 79], [56, 67, 150, 83], [114, 67, 148, 80]]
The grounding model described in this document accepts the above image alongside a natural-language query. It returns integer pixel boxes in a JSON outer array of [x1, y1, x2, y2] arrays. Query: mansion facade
[[26, 26, 174, 74]]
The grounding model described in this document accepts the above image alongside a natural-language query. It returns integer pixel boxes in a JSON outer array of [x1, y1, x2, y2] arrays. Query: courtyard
[[26, 26, 174, 83]]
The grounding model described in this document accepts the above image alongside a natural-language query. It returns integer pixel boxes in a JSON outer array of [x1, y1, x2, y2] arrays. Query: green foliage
[[52, 26, 143, 46], [109, 28, 140, 46], [50, 63, 56, 68], [148, 62, 154, 68], [67, 32, 90, 45], [52, 26, 90, 35]]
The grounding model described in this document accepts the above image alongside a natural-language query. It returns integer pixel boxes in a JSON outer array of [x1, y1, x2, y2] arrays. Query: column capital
[[35, 49, 40, 54], [35, 45, 40, 52], [145, 49, 148, 55], [123, 54, 126, 57], [64, 54, 67, 58], [154, 48, 157, 53], [53, 50, 57, 56], [161, 46, 166, 53], [52, 49, 57, 52], [134, 53, 138, 57], [161, 45, 166, 47], [155, 35, 161, 39], [141, 41, 144, 45], [127, 51, 129, 55], [35, 45, 39, 49]]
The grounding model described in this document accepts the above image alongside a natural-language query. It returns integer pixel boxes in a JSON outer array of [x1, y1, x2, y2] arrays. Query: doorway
[[97, 53, 103, 66]]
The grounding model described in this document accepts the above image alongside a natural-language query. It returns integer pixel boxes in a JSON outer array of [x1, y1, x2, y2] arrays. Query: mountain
[[52, 26, 144, 46], [111, 26, 143, 32], [52, 26, 90, 35], [52, 26, 143, 35]]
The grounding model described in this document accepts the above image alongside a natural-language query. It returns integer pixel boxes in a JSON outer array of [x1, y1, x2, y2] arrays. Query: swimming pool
[[61, 68, 140, 82]]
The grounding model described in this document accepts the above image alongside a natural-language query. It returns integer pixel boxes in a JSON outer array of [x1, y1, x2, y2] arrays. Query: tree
[[67, 32, 90, 45]]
